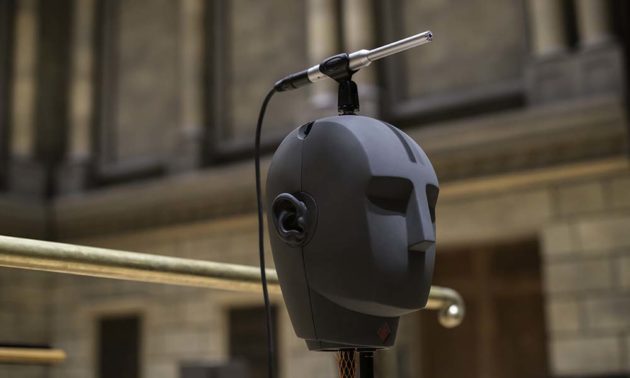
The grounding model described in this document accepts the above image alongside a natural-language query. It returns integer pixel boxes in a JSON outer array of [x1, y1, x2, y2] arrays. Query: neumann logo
[[377, 322, 391, 343]]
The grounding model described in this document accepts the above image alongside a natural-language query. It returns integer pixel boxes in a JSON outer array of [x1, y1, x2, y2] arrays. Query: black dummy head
[[266, 115, 439, 351]]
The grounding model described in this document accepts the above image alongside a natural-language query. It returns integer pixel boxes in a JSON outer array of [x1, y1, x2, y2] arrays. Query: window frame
[[202, 0, 310, 164], [97, 314, 143, 378], [228, 304, 279, 378], [90, 0, 168, 187], [375, 0, 527, 127]]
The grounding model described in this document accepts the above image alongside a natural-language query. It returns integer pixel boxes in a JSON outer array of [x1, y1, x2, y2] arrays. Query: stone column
[[68, 0, 95, 162], [8, 0, 45, 195], [306, 0, 339, 112], [574, 0, 621, 97], [342, 0, 378, 116], [171, 0, 205, 171], [575, 0, 612, 48], [524, 0, 573, 105], [55, 0, 96, 193], [10, 0, 37, 161], [526, 0, 568, 57]]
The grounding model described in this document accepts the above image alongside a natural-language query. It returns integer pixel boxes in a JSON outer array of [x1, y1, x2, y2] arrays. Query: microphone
[[274, 30, 433, 91]]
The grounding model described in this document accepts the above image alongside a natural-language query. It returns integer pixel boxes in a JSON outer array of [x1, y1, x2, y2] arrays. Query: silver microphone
[[275, 31, 433, 91]]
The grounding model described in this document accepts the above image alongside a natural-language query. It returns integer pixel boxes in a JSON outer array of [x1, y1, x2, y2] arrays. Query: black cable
[[255, 86, 277, 378]]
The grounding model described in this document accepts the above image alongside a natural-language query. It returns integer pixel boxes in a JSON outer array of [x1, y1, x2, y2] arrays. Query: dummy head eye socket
[[367, 176, 413, 213]]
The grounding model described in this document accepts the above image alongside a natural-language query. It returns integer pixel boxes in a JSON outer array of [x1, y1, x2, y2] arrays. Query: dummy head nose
[[407, 184, 438, 252]]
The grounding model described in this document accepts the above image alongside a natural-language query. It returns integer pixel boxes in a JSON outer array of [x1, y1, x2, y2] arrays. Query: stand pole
[[337, 79, 360, 115], [359, 351, 374, 378]]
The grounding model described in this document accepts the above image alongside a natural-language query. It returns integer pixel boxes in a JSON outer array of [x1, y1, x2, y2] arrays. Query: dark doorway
[[98, 315, 141, 378], [419, 240, 549, 378], [229, 305, 278, 378]]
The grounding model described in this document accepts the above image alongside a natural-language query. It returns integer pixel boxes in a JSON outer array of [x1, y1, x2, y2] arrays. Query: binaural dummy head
[[266, 115, 438, 351]]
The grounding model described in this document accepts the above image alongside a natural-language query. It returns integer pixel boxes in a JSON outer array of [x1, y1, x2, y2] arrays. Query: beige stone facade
[[0, 0, 629, 377]]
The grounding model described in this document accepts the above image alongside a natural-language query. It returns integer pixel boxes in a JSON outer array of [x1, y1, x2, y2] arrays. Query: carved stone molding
[[410, 95, 628, 182], [43, 95, 628, 239], [525, 45, 625, 105]]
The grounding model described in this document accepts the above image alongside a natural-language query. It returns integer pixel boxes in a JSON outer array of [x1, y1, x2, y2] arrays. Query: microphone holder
[[314, 52, 361, 115], [337, 79, 360, 115]]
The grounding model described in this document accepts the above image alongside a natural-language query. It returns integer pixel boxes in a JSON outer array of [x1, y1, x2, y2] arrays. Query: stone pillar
[[57, 0, 96, 193], [342, 0, 379, 116], [68, 0, 95, 162], [574, 0, 622, 98], [524, 0, 574, 105], [10, 0, 37, 161], [575, 0, 612, 48], [526, 0, 622, 105], [306, 0, 339, 112], [171, 0, 205, 172], [8, 0, 45, 195], [526, 0, 567, 57]]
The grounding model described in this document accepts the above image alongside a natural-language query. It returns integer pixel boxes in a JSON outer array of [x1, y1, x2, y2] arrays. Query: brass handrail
[[0, 347, 66, 365], [0, 235, 464, 327]]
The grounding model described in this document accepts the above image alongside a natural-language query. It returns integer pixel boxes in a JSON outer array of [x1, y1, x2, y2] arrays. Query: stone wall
[[1, 159, 629, 378], [543, 174, 630, 376], [436, 160, 630, 376], [44, 215, 337, 378], [0, 270, 52, 378]]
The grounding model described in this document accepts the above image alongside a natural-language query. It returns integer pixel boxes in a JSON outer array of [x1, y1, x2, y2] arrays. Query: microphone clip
[[318, 53, 360, 115]]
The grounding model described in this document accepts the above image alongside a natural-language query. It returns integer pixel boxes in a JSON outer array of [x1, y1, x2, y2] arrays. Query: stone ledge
[[53, 158, 264, 240], [0, 95, 626, 240], [45, 155, 629, 241], [408, 95, 627, 181], [0, 196, 48, 238]]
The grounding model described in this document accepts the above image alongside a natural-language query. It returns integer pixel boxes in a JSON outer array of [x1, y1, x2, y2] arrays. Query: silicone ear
[[272, 193, 312, 247]]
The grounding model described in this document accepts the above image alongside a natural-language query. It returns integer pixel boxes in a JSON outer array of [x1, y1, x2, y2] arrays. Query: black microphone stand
[[359, 351, 375, 378]]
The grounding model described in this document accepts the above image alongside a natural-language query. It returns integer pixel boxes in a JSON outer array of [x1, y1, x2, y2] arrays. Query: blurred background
[[0, 0, 629, 377]]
